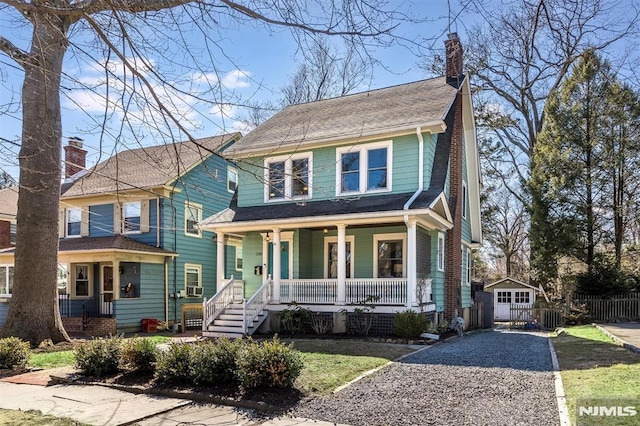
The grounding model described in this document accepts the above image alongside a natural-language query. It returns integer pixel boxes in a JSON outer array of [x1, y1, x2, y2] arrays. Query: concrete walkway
[[596, 322, 640, 354], [0, 367, 346, 426]]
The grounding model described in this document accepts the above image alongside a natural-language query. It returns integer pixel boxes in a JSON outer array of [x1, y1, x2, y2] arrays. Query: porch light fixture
[[265, 232, 270, 242], [323, 228, 328, 234]]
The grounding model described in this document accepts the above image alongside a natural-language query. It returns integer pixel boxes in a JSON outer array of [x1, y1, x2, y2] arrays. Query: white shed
[[485, 278, 547, 321]]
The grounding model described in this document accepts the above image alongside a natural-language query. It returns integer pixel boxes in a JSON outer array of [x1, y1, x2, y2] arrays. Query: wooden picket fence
[[468, 300, 483, 329], [510, 304, 563, 330], [573, 292, 640, 322]]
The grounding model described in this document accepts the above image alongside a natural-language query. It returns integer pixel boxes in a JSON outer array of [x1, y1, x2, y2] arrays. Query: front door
[[102, 266, 114, 315], [268, 241, 290, 279], [495, 290, 512, 320]]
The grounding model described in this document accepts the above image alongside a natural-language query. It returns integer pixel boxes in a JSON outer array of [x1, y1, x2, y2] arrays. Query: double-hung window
[[185, 264, 202, 297], [185, 203, 202, 237], [227, 167, 238, 193], [437, 233, 445, 271], [123, 201, 141, 233], [374, 233, 405, 278], [66, 208, 82, 237], [336, 141, 392, 195], [74, 265, 89, 297], [465, 247, 472, 286], [324, 236, 355, 279], [265, 153, 312, 201], [0, 265, 14, 295], [462, 181, 468, 219]]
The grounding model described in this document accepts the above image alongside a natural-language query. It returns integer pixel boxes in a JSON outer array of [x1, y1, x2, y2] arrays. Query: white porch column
[[337, 224, 347, 305], [272, 228, 281, 304], [216, 231, 225, 284], [406, 218, 417, 308]]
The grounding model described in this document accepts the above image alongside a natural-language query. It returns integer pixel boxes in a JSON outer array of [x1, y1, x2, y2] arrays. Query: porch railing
[[280, 279, 337, 304], [243, 279, 270, 334], [346, 278, 407, 305], [203, 276, 235, 331], [58, 294, 70, 317]]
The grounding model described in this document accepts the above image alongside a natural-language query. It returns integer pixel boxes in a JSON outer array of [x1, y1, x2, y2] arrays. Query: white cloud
[[221, 69, 251, 89]]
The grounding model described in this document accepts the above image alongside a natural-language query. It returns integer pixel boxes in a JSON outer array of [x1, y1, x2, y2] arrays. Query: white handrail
[[202, 276, 235, 331], [243, 278, 271, 334]]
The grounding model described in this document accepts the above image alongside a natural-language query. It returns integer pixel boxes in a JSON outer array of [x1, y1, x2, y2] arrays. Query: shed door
[[495, 290, 512, 320]]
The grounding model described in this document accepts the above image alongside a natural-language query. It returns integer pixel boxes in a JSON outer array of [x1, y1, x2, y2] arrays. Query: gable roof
[[225, 77, 458, 158], [62, 133, 241, 198], [484, 277, 540, 291], [0, 187, 18, 221]]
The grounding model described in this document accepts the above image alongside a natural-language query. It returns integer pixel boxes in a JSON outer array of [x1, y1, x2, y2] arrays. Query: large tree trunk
[[0, 14, 70, 346]]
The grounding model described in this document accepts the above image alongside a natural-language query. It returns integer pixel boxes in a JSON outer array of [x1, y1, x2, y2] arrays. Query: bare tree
[[0, 0, 408, 345]]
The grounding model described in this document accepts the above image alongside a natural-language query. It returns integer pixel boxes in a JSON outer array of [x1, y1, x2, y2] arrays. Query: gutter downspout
[[164, 256, 170, 327], [404, 127, 425, 309]]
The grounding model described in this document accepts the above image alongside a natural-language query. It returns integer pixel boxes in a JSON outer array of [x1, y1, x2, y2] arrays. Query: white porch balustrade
[[345, 278, 408, 305], [277, 278, 410, 305], [280, 279, 337, 304]]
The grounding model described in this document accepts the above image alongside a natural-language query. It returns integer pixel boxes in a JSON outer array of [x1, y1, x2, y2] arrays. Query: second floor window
[[337, 141, 392, 195], [67, 208, 82, 237], [227, 167, 238, 193], [265, 154, 312, 201], [185, 203, 202, 237], [123, 202, 141, 233]]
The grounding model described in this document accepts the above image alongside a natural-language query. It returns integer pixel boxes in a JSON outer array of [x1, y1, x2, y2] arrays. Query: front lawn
[[291, 339, 415, 394], [553, 325, 640, 425], [0, 409, 87, 425]]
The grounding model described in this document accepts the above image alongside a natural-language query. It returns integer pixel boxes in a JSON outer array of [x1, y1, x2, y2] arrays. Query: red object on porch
[[141, 318, 158, 333]]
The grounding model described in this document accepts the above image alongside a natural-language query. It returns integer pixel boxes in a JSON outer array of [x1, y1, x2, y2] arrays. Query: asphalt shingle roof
[[58, 235, 175, 255], [63, 133, 240, 197], [225, 77, 458, 157]]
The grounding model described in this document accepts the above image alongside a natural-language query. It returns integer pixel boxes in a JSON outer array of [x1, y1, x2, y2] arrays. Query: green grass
[[0, 409, 88, 425], [28, 350, 75, 369], [290, 339, 416, 394], [553, 325, 640, 425]]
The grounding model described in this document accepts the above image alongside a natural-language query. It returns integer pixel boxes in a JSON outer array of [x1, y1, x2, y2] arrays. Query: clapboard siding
[[115, 263, 165, 332]]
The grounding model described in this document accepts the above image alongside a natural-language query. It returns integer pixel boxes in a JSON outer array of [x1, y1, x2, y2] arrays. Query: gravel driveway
[[291, 330, 560, 426]]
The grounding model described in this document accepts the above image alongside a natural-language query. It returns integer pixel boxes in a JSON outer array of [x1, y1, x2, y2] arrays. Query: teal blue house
[[200, 35, 482, 337], [0, 133, 242, 334]]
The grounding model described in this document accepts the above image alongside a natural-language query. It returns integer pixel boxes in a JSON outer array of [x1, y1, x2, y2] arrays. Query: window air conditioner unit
[[187, 286, 203, 297]]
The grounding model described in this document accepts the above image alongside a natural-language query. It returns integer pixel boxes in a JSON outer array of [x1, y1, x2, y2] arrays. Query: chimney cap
[[448, 32, 459, 40]]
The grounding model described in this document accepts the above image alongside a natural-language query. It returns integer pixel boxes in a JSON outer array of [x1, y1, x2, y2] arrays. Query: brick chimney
[[445, 32, 464, 85], [64, 137, 87, 178], [443, 33, 465, 322]]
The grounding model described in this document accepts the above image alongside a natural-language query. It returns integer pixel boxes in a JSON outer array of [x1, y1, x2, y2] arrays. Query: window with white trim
[[66, 208, 82, 237], [57, 264, 68, 295], [184, 203, 202, 237], [437, 233, 445, 272], [336, 141, 392, 195], [235, 246, 243, 271], [465, 248, 472, 286], [515, 291, 530, 304], [374, 233, 405, 278], [462, 181, 468, 219], [497, 291, 511, 303], [123, 201, 141, 233], [324, 236, 355, 279], [265, 153, 312, 201], [74, 264, 89, 297], [185, 264, 202, 297], [0, 265, 14, 295], [227, 167, 238, 193]]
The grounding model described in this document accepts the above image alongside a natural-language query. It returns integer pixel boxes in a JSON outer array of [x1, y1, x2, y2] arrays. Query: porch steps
[[202, 302, 268, 339]]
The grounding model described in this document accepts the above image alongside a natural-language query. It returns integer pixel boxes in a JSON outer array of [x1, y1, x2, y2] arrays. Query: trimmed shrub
[[155, 342, 194, 383], [236, 337, 303, 389], [120, 337, 158, 373], [74, 335, 122, 376], [0, 337, 30, 369], [192, 337, 242, 385], [393, 310, 429, 339]]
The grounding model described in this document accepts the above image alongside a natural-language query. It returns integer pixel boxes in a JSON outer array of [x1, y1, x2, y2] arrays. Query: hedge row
[[74, 335, 302, 389]]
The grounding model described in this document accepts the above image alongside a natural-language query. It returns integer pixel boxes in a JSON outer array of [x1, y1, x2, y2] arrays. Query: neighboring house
[[0, 133, 242, 334], [0, 186, 18, 249], [200, 34, 482, 337], [484, 277, 549, 321]]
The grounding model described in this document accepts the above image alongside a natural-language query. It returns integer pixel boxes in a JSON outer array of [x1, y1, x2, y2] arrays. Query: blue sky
[[0, 1, 472, 181]]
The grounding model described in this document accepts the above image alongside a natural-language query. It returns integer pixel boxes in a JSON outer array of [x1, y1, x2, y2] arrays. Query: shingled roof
[[225, 76, 458, 158], [63, 133, 240, 198], [58, 235, 175, 255]]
